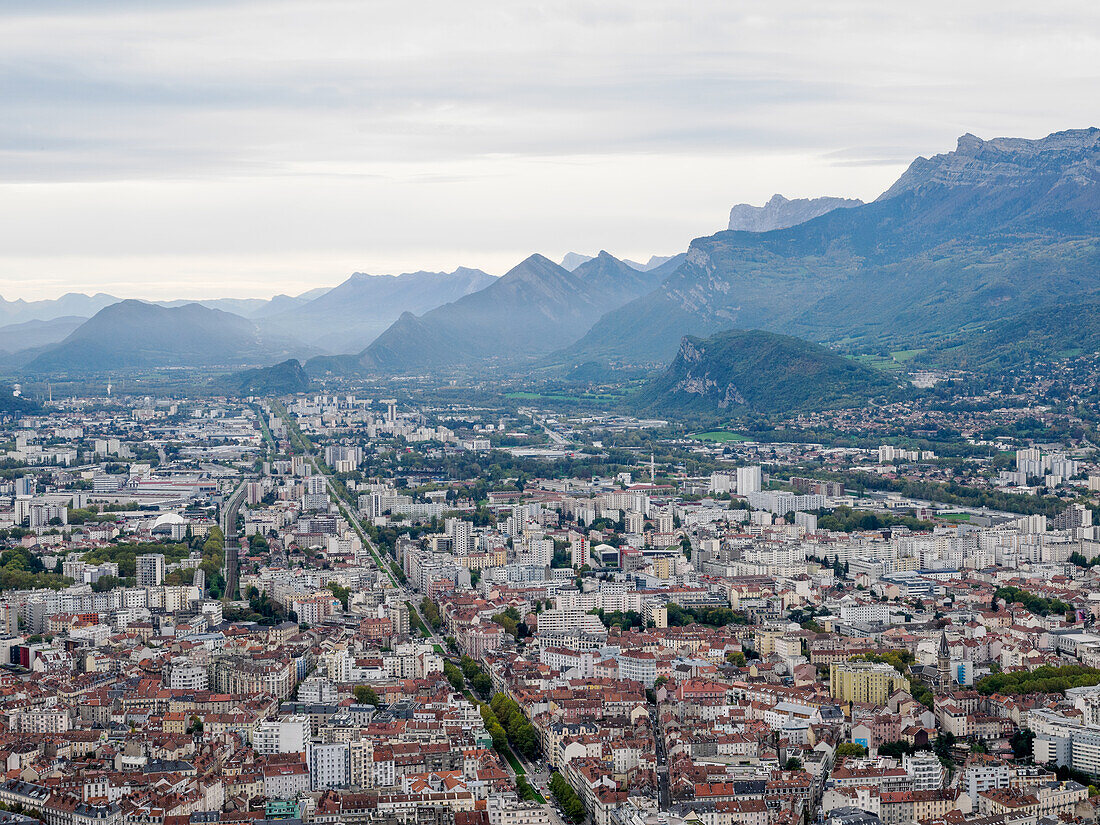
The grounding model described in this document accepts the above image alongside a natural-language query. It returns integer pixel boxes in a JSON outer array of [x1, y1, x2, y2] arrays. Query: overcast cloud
[[1, 0, 1098, 299]]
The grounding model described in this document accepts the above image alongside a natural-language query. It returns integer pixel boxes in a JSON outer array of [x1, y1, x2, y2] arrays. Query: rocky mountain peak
[[727, 194, 863, 232]]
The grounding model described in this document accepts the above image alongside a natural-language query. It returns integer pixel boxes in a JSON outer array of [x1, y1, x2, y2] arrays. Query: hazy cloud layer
[[1, 0, 1098, 298]]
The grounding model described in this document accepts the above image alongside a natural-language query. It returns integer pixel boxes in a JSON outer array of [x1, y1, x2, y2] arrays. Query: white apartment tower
[[136, 553, 165, 587], [737, 466, 762, 495]]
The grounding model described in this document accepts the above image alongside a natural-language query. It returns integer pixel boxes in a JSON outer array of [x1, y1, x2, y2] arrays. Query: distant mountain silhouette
[[727, 194, 863, 232], [0, 289, 327, 330], [561, 252, 676, 272], [623, 255, 677, 272], [26, 301, 315, 373], [0, 316, 87, 354], [267, 267, 494, 353], [0, 293, 120, 327], [559, 253, 594, 271]]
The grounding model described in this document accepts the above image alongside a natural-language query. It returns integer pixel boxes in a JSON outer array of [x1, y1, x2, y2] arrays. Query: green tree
[[470, 672, 492, 698], [1010, 729, 1035, 760], [353, 685, 380, 705], [90, 575, 122, 593], [836, 743, 867, 758], [443, 661, 465, 692], [328, 581, 351, 611]]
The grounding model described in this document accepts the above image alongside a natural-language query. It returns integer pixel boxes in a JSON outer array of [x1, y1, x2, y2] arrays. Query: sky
[[2, 0, 1099, 300]]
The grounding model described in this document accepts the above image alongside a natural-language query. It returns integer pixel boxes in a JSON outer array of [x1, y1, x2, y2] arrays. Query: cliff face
[[879, 128, 1100, 198]]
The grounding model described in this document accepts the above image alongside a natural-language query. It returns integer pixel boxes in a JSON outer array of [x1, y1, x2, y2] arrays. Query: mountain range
[[0, 288, 328, 329], [0, 287, 328, 361], [0, 269, 494, 368], [6, 127, 1100, 385], [564, 128, 1100, 368], [0, 317, 86, 355], [355, 251, 681, 373]]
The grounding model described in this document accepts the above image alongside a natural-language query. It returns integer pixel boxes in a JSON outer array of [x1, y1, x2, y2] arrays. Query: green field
[[851, 354, 905, 373], [691, 431, 749, 443], [850, 348, 927, 373], [504, 391, 626, 403], [936, 512, 971, 522]]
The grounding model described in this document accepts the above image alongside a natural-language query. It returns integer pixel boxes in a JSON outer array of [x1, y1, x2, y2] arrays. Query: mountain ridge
[[634, 329, 901, 415], [356, 252, 672, 373]]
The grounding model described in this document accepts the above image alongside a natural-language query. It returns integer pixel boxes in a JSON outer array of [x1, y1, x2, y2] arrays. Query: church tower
[[937, 631, 953, 691]]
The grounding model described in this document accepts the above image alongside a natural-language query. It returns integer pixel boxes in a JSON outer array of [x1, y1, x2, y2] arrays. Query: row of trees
[[91, 574, 136, 592], [489, 693, 539, 760], [200, 526, 226, 599], [459, 655, 493, 698], [822, 556, 850, 579], [229, 586, 289, 625], [812, 505, 933, 533], [820, 470, 1069, 517], [443, 660, 466, 693], [549, 773, 586, 824], [590, 608, 646, 631], [836, 743, 868, 758], [67, 505, 120, 525], [420, 597, 443, 630], [876, 734, 957, 771], [352, 685, 380, 705], [406, 602, 429, 638], [82, 540, 190, 578], [479, 702, 509, 753], [515, 776, 541, 803], [1070, 551, 1100, 568], [328, 582, 350, 611], [877, 739, 920, 759], [976, 665, 1100, 696]]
